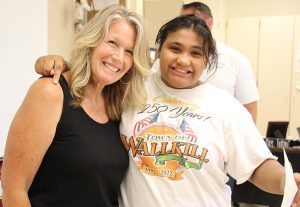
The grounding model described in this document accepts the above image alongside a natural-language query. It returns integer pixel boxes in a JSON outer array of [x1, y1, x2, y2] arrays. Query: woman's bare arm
[[1, 78, 63, 206]]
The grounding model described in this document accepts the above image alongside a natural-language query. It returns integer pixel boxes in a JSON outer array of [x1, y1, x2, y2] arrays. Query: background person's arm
[[243, 101, 257, 123], [234, 52, 259, 123]]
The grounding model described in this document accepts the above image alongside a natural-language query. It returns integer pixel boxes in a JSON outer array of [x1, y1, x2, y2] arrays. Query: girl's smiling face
[[159, 28, 207, 89]]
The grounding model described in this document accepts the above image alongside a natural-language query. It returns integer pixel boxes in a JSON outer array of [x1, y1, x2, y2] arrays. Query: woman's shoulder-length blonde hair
[[69, 4, 150, 120]]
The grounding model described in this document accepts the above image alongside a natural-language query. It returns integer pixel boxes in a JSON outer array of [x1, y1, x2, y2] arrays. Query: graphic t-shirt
[[119, 72, 275, 207]]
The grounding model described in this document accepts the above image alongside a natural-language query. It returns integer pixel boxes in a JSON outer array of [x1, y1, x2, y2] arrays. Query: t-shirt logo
[[121, 114, 209, 181]]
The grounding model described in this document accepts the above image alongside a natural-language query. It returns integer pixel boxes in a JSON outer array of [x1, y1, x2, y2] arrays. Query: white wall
[[0, 0, 48, 156]]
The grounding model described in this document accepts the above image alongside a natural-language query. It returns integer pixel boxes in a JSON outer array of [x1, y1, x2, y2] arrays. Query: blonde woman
[[1, 4, 149, 207]]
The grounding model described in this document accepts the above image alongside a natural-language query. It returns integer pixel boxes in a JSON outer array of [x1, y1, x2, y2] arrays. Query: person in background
[[152, 2, 259, 123], [1, 4, 150, 207], [33, 15, 300, 207]]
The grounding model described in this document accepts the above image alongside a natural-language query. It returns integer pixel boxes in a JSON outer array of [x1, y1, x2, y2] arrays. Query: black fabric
[[28, 76, 128, 207]]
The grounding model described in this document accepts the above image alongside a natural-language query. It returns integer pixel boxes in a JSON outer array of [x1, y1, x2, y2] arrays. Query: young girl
[[119, 15, 300, 207]]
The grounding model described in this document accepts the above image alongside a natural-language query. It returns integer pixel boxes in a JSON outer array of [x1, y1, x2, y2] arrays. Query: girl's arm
[[35, 55, 67, 84], [249, 159, 300, 206]]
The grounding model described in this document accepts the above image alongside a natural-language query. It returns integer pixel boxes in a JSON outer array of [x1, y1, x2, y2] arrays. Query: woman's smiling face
[[159, 28, 207, 89], [90, 19, 136, 86]]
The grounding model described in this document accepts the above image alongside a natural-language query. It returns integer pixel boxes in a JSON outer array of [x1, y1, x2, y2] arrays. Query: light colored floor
[[238, 203, 268, 207]]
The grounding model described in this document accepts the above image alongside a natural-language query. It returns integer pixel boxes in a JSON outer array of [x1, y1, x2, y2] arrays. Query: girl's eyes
[[191, 51, 203, 57], [169, 46, 180, 52], [169, 46, 203, 57]]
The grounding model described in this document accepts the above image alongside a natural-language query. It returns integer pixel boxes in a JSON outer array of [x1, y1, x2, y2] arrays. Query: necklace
[[93, 98, 106, 116], [96, 110, 105, 116], [89, 89, 106, 117], [85, 84, 107, 117]]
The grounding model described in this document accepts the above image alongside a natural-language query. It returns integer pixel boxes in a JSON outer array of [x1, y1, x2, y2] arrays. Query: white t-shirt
[[119, 72, 274, 207], [151, 41, 259, 105]]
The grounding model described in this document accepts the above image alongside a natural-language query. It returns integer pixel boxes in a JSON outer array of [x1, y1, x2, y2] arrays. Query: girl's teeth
[[175, 68, 188, 73]]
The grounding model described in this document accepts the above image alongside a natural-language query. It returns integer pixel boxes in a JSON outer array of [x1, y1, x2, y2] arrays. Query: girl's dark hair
[[155, 15, 217, 73]]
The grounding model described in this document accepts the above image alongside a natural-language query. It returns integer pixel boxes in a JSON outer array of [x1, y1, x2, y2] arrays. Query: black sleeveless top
[[28, 76, 128, 207]]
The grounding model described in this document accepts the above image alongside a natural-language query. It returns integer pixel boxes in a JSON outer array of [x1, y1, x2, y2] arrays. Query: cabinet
[[226, 16, 300, 137], [290, 16, 300, 137], [226, 17, 260, 78]]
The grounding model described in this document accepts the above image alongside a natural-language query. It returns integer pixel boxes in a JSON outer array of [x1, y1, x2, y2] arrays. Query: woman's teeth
[[105, 63, 119, 72]]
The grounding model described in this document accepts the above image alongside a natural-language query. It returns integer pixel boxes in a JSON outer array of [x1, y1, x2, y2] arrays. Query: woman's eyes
[[107, 40, 133, 55], [125, 50, 133, 55], [108, 40, 118, 47]]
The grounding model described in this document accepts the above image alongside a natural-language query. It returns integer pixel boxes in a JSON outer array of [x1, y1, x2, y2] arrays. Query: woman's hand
[[35, 55, 67, 84]]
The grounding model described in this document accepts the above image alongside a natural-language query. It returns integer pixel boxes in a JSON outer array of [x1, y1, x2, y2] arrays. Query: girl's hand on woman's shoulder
[[35, 55, 67, 84]]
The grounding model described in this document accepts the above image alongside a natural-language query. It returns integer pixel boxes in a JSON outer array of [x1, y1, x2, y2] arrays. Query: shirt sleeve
[[234, 54, 260, 104], [224, 101, 276, 184]]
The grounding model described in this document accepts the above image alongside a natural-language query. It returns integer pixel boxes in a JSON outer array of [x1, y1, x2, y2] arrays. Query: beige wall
[[127, 0, 144, 15], [226, 0, 300, 17], [144, 0, 183, 48], [48, 0, 75, 61], [143, 0, 227, 46]]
